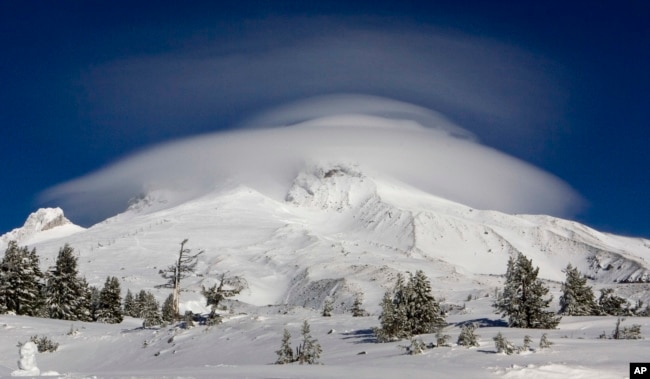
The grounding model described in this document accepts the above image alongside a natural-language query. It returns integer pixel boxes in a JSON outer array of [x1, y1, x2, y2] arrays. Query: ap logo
[[631, 363, 650, 377]]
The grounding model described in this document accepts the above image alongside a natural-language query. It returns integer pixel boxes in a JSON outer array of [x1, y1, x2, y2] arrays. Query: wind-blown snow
[[42, 98, 583, 226]]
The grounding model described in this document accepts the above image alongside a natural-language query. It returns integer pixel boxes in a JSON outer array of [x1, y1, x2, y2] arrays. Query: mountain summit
[[12, 163, 650, 315], [0, 207, 84, 247]]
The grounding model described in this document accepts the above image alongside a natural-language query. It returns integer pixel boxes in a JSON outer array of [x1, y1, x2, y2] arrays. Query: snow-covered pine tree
[[45, 244, 92, 321], [322, 297, 333, 317], [161, 293, 175, 323], [296, 320, 322, 365], [89, 285, 101, 321], [375, 275, 410, 342], [140, 291, 162, 328], [520, 335, 532, 352], [375, 271, 445, 342], [457, 323, 480, 348], [0, 241, 44, 316], [493, 332, 515, 354], [598, 288, 627, 316], [404, 270, 445, 335], [123, 289, 137, 317], [493, 253, 561, 329], [539, 333, 553, 349], [275, 328, 294, 364], [351, 293, 367, 317], [559, 264, 599, 315], [96, 276, 123, 324]]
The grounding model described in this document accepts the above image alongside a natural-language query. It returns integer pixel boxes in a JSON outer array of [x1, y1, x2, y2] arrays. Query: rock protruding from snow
[[285, 163, 375, 211], [11, 342, 39, 377], [1, 208, 83, 247]]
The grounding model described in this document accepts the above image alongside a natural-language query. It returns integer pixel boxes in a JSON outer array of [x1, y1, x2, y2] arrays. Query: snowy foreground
[[1, 299, 648, 379]]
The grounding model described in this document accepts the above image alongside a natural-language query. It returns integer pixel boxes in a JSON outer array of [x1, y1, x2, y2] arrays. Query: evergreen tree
[[559, 264, 599, 315], [0, 241, 44, 316], [295, 320, 322, 365], [493, 332, 515, 354], [375, 271, 445, 342], [275, 328, 294, 364], [161, 293, 175, 323], [322, 298, 333, 317], [457, 323, 480, 348], [123, 289, 137, 317], [351, 293, 367, 317], [493, 253, 560, 329], [96, 276, 123, 324], [89, 285, 101, 321], [139, 291, 162, 328], [539, 333, 553, 349], [135, 290, 149, 317], [375, 277, 409, 342], [45, 244, 92, 321], [598, 288, 627, 316], [404, 270, 445, 335]]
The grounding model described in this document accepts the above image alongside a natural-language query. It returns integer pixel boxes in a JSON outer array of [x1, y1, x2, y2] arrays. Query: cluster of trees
[[0, 242, 123, 323], [374, 270, 446, 342], [558, 263, 642, 316], [494, 253, 648, 330], [1, 239, 246, 329], [275, 320, 322, 365]]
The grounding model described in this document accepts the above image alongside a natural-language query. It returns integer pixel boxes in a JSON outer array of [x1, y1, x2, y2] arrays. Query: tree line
[[0, 239, 245, 326], [0, 241, 123, 323]]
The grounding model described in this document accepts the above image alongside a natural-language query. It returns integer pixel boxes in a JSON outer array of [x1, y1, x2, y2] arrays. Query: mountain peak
[[0, 207, 82, 246], [285, 163, 375, 210]]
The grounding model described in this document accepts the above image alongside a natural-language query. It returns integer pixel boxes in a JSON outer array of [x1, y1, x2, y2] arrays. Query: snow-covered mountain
[[2, 162, 650, 378], [5, 163, 650, 314], [0, 207, 84, 247]]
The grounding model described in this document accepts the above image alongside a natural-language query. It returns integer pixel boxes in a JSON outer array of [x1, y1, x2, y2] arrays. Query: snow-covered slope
[[2, 163, 650, 378], [0, 207, 85, 248], [12, 163, 650, 315]]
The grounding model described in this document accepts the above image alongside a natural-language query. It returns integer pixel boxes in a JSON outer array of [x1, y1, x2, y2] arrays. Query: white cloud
[[43, 95, 583, 224]]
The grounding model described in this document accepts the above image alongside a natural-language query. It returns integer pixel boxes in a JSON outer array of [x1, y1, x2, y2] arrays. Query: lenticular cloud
[[43, 95, 583, 225]]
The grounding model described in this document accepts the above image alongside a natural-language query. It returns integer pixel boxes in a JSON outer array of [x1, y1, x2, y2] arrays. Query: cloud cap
[[42, 95, 583, 225]]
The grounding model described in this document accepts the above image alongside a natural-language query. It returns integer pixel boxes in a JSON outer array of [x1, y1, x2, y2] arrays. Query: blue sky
[[1, 1, 649, 238]]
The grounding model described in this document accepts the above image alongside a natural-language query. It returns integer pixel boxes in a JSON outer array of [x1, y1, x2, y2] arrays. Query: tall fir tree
[[275, 328, 294, 364], [96, 276, 123, 324], [0, 241, 45, 316], [404, 270, 445, 335], [89, 285, 101, 321], [161, 293, 175, 323], [493, 253, 560, 329], [138, 290, 163, 328], [559, 264, 600, 315], [46, 244, 92, 321], [123, 289, 137, 317]]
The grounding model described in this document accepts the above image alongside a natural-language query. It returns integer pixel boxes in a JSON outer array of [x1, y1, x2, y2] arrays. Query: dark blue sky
[[1, 1, 649, 238]]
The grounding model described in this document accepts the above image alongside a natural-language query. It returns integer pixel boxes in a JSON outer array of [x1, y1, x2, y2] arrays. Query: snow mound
[[0, 208, 84, 248]]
